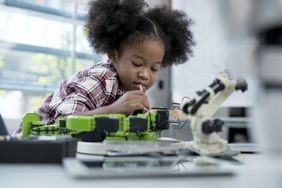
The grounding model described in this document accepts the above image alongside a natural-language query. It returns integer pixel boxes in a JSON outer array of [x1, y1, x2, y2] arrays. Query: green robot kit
[[22, 109, 169, 142]]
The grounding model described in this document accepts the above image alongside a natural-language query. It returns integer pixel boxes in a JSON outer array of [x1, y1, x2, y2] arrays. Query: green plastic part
[[66, 116, 95, 132], [22, 113, 41, 137]]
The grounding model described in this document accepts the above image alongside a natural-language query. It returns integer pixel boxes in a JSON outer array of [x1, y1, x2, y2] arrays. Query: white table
[[0, 154, 281, 188]]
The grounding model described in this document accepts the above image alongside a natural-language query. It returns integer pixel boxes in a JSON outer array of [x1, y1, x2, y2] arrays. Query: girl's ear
[[107, 50, 119, 63]]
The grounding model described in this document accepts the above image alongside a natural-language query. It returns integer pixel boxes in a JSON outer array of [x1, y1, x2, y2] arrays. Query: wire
[[181, 96, 191, 102], [176, 118, 189, 129], [177, 161, 189, 173]]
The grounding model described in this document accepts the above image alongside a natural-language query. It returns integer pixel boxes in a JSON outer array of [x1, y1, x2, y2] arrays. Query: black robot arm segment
[[235, 78, 248, 92]]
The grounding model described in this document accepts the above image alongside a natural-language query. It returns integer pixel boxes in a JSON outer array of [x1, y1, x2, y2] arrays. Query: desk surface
[[0, 154, 281, 188]]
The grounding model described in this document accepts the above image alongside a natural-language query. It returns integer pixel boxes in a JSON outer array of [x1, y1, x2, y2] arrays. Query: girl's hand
[[110, 90, 151, 115]]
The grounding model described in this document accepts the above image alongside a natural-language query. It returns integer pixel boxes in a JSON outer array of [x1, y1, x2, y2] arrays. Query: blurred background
[[1, 0, 281, 149], [0, 0, 97, 129]]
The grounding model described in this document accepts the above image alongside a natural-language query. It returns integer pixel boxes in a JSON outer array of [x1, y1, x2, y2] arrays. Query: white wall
[[172, 0, 257, 107], [147, 0, 170, 7]]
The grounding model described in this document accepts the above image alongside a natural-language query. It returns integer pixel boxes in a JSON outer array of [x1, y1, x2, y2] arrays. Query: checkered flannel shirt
[[15, 60, 125, 134]]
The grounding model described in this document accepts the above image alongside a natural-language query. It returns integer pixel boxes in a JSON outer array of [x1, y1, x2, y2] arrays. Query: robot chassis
[[22, 109, 169, 142]]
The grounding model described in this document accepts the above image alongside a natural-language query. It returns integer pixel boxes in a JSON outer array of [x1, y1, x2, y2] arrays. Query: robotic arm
[[181, 72, 247, 155]]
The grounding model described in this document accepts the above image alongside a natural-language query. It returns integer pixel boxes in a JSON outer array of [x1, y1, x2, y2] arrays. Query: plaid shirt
[[16, 61, 125, 134]]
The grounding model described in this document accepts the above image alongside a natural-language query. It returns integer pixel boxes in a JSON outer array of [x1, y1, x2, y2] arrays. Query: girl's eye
[[151, 67, 160, 72], [132, 61, 142, 67]]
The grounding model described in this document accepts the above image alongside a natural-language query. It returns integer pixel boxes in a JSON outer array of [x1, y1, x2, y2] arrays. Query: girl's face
[[112, 40, 165, 92]]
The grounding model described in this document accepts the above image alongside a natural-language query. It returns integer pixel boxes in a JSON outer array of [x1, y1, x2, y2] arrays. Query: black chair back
[[0, 114, 9, 136]]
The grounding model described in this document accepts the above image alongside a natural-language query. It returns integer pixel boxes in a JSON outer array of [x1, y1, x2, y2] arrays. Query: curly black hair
[[85, 0, 195, 67]]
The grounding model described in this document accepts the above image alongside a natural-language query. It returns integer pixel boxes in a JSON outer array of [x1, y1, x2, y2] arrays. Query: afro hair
[[85, 0, 195, 67]]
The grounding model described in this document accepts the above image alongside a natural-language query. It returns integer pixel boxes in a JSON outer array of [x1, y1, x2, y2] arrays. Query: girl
[[17, 0, 194, 133]]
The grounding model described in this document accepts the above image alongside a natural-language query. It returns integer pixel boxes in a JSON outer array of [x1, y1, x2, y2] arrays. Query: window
[[0, 0, 100, 119]]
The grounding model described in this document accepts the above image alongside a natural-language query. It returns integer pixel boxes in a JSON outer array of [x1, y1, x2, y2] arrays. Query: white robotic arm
[[181, 72, 247, 155]]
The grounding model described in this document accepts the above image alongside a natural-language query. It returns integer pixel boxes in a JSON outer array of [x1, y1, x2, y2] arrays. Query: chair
[[0, 114, 9, 135]]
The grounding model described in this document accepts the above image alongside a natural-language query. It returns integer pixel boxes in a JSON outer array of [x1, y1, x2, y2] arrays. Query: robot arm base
[[191, 135, 227, 155]]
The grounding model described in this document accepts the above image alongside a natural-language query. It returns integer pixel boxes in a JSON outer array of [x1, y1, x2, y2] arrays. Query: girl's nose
[[138, 68, 149, 80]]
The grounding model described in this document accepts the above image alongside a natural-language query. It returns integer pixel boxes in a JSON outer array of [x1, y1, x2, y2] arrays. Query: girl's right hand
[[110, 90, 151, 115]]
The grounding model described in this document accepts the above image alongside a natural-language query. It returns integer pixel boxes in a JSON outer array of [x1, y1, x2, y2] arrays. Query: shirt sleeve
[[54, 75, 119, 118]]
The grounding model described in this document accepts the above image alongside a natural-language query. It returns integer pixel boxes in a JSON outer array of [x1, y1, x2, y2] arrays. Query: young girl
[[16, 0, 194, 133]]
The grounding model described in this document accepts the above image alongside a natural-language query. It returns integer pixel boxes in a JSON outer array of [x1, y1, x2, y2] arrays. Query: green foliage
[[30, 54, 74, 85]]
